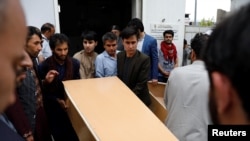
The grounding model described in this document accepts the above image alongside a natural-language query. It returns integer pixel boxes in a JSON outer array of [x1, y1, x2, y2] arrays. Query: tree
[[199, 17, 214, 27]]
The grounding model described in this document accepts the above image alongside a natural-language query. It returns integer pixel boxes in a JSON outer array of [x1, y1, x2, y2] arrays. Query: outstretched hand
[[44, 70, 59, 84]]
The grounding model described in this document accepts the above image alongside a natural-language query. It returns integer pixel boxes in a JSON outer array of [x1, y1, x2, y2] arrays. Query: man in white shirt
[[38, 23, 55, 63], [164, 33, 212, 141]]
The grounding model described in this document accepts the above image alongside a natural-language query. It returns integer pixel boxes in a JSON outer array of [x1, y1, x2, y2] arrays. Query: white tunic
[[164, 60, 212, 141]]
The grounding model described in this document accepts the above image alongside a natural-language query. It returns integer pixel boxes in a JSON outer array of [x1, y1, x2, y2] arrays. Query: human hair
[[48, 33, 73, 80], [27, 26, 42, 42], [49, 33, 70, 50], [111, 25, 120, 31], [163, 30, 174, 37], [81, 30, 98, 42], [202, 4, 250, 118], [40, 23, 54, 34], [120, 27, 139, 40], [102, 32, 117, 44], [127, 18, 144, 32], [190, 33, 207, 59], [184, 39, 187, 45]]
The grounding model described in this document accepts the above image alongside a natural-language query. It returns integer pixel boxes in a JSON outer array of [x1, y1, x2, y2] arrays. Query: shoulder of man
[[137, 51, 150, 61], [71, 57, 80, 66], [73, 50, 84, 59], [0, 120, 24, 141], [145, 33, 157, 41], [117, 51, 125, 57], [97, 51, 106, 58]]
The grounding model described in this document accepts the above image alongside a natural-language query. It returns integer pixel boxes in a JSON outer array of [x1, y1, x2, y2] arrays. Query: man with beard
[[2, 51, 33, 141], [5, 51, 34, 141], [202, 3, 250, 125], [6, 26, 52, 141], [164, 33, 211, 141], [158, 30, 178, 82], [38, 33, 80, 141], [1, 51, 32, 141], [15, 51, 33, 85]]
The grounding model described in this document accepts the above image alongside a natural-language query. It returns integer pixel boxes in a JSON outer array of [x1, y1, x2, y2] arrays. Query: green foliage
[[199, 17, 214, 27]]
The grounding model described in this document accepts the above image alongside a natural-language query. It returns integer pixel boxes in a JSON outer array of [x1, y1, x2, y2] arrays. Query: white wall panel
[[231, 0, 250, 11], [20, 0, 60, 32], [143, 0, 186, 66]]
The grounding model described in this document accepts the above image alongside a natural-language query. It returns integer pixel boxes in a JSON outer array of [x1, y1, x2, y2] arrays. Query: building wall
[[20, 0, 60, 32], [184, 26, 211, 45], [20, 0, 186, 65], [142, 0, 186, 66], [231, 0, 250, 11]]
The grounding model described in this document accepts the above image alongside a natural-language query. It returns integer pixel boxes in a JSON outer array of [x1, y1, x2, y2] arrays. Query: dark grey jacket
[[16, 69, 36, 132], [117, 50, 152, 106]]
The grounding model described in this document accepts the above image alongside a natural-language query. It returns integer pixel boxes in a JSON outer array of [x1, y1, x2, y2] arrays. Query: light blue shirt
[[39, 34, 52, 59], [95, 50, 119, 77]]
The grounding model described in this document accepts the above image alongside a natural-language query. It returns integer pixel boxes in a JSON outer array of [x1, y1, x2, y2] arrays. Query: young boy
[[73, 30, 98, 79]]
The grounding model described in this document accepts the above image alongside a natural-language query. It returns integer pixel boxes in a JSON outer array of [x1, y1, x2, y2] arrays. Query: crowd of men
[[0, 0, 250, 141]]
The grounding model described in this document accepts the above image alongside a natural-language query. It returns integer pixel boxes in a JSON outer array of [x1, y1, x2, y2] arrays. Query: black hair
[[127, 18, 144, 32], [190, 33, 207, 59], [111, 25, 121, 31], [120, 27, 139, 40], [40, 23, 54, 33], [163, 30, 174, 37], [49, 33, 70, 50], [184, 39, 187, 45], [81, 30, 98, 42], [102, 32, 117, 44], [27, 26, 42, 42], [202, 3, 250, 119]]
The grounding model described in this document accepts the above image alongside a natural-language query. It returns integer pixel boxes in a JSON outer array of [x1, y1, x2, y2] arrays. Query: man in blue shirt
[[95, 32, 119, 77]]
